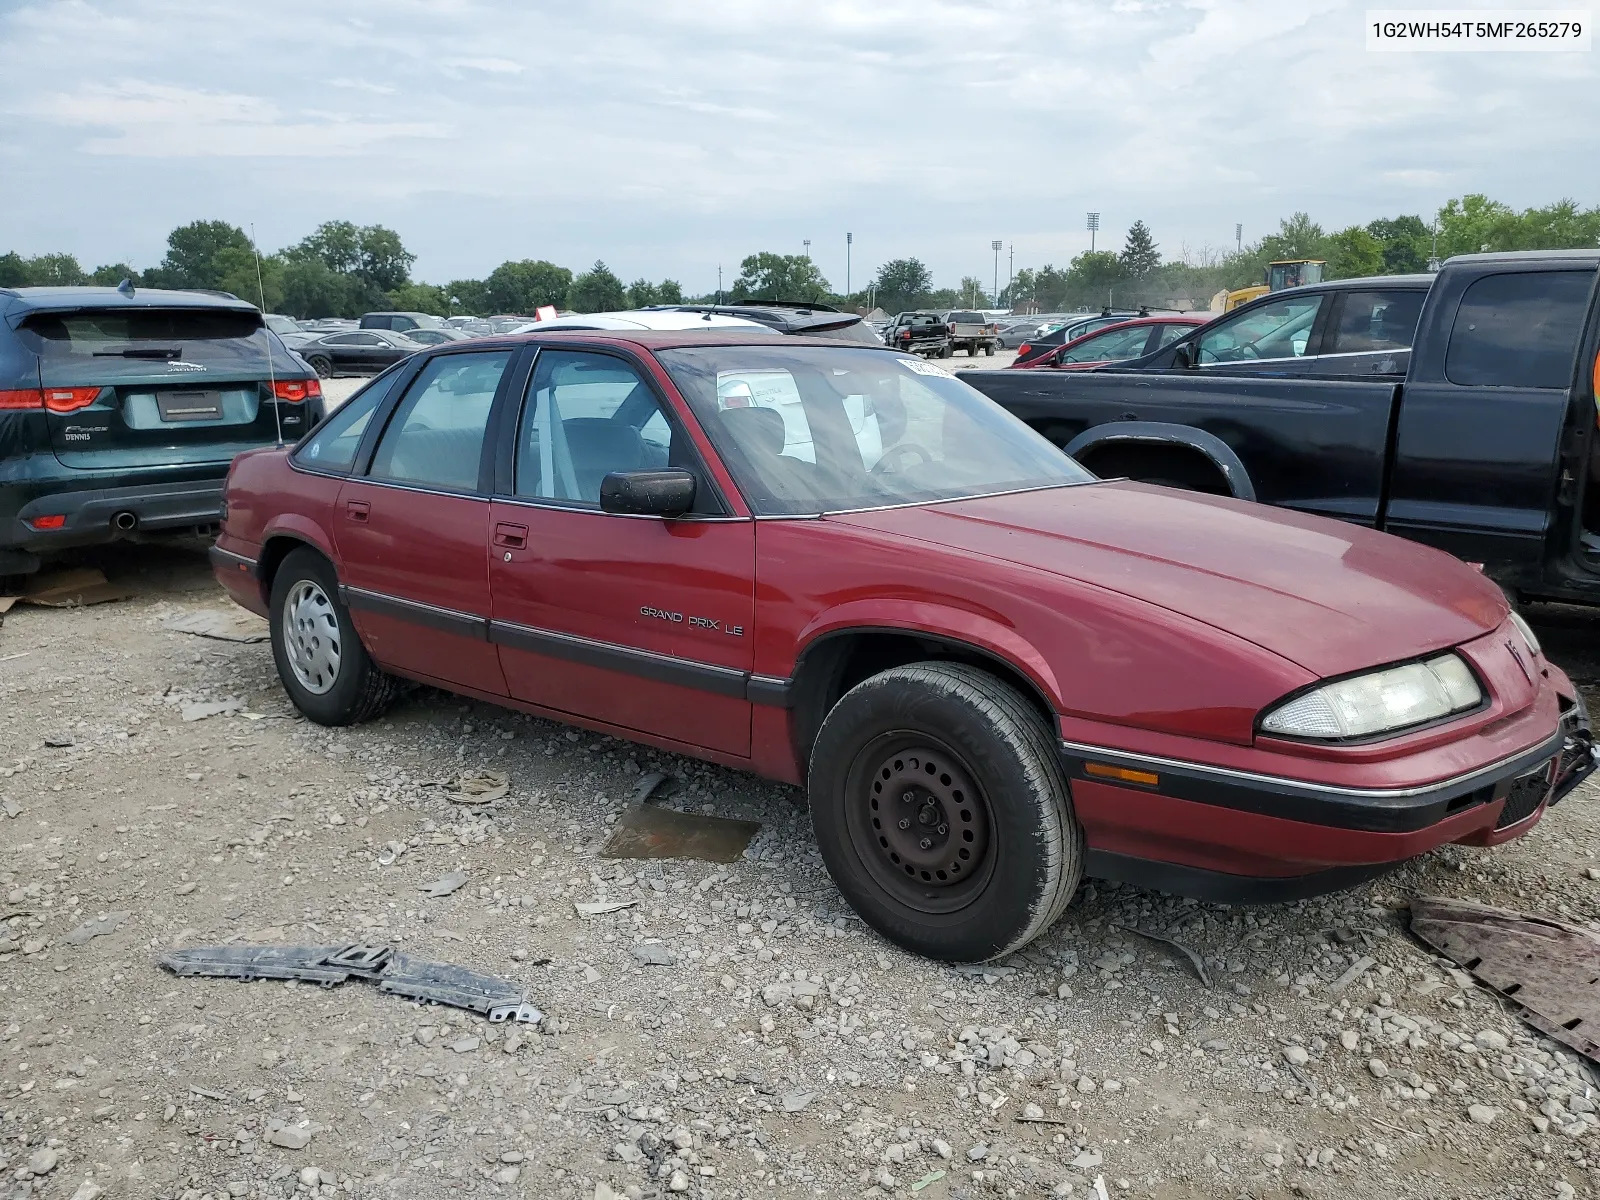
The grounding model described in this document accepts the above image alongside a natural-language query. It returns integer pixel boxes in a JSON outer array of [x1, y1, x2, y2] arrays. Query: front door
[[335, 347, 517, 695], [487, 347, 756, 757]]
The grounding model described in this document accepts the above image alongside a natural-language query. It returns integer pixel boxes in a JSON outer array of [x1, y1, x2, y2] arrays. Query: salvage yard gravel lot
[[5, 550, 1600, 1200]]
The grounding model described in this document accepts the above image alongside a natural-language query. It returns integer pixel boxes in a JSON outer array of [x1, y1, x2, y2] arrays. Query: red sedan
[[1009, 315, 1211, 370], [211, 332, 1591, 962]]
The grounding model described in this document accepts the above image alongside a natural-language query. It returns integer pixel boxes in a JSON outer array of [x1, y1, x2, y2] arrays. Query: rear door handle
[[346, 500, 370, 523], [493, 522, 528, 549]]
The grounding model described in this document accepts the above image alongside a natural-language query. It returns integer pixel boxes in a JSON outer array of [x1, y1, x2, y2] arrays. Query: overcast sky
[[0, 0, 1593, 295]]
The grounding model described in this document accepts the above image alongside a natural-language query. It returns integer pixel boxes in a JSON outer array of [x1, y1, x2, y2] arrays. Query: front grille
[[1496, 761, 1554, 829]]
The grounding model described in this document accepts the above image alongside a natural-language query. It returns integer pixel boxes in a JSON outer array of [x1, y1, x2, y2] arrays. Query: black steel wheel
[[809, 661, 1083, 962], [307, 355, 333, 378]]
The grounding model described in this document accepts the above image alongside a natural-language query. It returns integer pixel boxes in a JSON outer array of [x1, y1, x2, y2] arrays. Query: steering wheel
[[871, 442, 934, 477]]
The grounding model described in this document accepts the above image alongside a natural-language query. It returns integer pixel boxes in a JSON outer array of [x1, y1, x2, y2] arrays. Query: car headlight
[[1260, 654, 1484, 740], [1508, 609, 1541, 658]]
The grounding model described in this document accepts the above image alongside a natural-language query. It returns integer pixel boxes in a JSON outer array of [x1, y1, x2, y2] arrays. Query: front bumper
[[1065, 690, 1595, 904], [6, 476, 226, 553]]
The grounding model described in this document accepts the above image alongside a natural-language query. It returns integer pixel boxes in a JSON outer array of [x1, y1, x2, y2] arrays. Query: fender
[[260, 512, 337, 564], [1063, 421, 1256, 502], [789, 598, 1065, 712]]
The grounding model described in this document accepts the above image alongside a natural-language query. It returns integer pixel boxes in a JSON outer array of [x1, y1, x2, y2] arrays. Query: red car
[[1009, 315, 1211, 370], [211, 333, 1593, 963]]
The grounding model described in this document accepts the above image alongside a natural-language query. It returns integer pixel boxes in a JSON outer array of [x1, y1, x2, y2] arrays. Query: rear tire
[[939, 345, 953, 359], [307, 355, 333, 379], [808, 662, 1083, 962], [269, 547, 399, 726], [984, 343, 995, 356]]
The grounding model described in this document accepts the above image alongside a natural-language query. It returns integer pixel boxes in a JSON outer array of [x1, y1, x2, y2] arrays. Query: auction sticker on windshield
[[899, 357, 952, 376]]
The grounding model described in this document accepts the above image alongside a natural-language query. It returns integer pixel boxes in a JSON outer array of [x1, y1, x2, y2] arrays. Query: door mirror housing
[[599, 468, 697, 517], [1171, 340, 1201, 369]]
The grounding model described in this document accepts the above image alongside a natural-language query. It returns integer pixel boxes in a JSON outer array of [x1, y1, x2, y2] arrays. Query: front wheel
[[808, 662, 1083, 962], [269, 547, 399, 726]]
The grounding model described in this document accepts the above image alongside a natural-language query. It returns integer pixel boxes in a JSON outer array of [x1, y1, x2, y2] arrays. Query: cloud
[[0, 0, 1593, 290]]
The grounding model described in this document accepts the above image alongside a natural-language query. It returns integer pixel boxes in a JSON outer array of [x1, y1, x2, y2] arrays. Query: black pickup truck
[[883, 312, 952, 358], [964, 251, 1600, 606]]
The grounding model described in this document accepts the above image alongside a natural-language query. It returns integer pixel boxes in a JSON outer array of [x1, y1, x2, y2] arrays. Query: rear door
[[1386, 265, 1597, 569], [334, 347, 519, 694], [16, 305, 310, 468]]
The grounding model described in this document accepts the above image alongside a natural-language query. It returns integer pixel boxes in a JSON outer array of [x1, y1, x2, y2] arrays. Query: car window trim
[[495, 342, 732, 516], [358, 345, 521, 495]]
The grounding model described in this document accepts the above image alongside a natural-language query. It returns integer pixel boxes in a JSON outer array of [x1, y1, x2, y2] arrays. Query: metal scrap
[[601, 802, 760, 864], [159, 943, 543, 1025], [1113, 922, 1211, 987], [440, 770, 509, 806], [1410, 894, 1600, 1063], [421, 870, 469, 898], [1327, 954, 1377, 995]]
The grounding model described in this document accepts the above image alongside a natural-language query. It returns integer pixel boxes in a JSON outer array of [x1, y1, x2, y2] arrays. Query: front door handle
[[346, 499, 370, 523], [493, 522, 528, 549]]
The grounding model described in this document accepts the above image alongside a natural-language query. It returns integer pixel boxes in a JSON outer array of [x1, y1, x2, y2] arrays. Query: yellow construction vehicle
[[1213, 259, 1327, 312]]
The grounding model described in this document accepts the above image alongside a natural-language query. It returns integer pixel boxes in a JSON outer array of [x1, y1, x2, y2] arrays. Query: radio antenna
[[251, 223, 284, 447]]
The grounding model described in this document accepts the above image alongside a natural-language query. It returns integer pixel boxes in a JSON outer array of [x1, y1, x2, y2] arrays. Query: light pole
[[1235, 223, 1243, 253], [845, 232, 852, 299], [1008, 244, 1014, 300], [1428, 222, 1441, 271], [1087, 212, 1100, 254], [803, 239, 810, 259], [991, 240, 1002, 306]]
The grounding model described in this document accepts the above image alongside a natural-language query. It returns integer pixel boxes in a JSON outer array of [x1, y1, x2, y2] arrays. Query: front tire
[[808, 662, 1083, 962], [307, 355, 333, 378], [269, 547, 399, 726]]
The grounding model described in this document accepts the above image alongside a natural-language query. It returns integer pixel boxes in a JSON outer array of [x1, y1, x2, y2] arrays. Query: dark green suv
[[0, 286, 324, 576]]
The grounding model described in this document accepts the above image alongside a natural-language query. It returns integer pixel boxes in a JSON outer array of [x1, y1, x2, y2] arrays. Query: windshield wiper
[[92, 346, 182, 359]]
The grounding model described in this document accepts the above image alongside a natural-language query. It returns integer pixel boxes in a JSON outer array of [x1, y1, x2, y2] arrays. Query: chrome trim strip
[[1059, 733, 1563, 801], [209, 545, 257, 574], [489, 495, 751, 523]]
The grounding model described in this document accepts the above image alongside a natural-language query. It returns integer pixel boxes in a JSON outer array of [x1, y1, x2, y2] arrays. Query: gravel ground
[[6, 528, 1600, 1200]]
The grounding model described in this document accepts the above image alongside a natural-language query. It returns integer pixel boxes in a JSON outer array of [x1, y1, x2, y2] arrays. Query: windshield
[[658, 345, 1094, 516]]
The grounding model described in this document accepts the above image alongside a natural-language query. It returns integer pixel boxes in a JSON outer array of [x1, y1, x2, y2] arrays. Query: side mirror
[[1171, 341, 1200, 369], [600, 468, 697, 517]]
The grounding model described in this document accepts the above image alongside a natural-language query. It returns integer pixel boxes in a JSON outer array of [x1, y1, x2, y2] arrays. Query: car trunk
[[17, 307, 301, 469]]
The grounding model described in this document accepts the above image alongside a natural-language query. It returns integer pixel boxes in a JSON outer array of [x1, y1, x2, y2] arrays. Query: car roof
[[658, 304, 863, 332], [443, 329, 885, 355], [1445, 249, 1600, 267], [0, 285, 259, 317], [1273, 273, 1435, 298], [508, 310, 776, 334]]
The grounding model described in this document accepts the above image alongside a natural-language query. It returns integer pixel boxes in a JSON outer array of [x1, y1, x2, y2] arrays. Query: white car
[[508, 310, 777, 335]]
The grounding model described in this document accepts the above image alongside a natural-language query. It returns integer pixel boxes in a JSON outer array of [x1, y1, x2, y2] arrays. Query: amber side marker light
[[1084, 762, 1160, 787]]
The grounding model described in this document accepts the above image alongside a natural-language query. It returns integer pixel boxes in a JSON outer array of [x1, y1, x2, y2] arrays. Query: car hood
[[830, 481, 1508, 678]]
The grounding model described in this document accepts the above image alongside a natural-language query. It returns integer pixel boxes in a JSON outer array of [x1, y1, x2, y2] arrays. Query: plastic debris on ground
[[1410, 894, 1600, 1064], [159, 942, 543, 1024], [440, 770, 510, 805], [162, 608, 269, 643]]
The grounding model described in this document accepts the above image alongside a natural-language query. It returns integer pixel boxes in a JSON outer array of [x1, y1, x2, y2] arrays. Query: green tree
[[567, 261, 627, 313], [1324, 226, 1384, 279], [1032, 264, 1070, 311], [386, 282, 451, 316], [212, 246, 284, 308], [159, 220, 251, 289], [1366, 215, 1432, 274], [1065, 252, 1124, 306], [290, 221, 414, 293], [729, 252, 830, 302], [1260, 212, 1328, 262], [657, 279, 684, 304], [1118, 220, 1161, 278], [873, 258, 933, 313], [279, 258, 364, 319], [1434, 195, 1516, 258], [483, 260, 572, 314], [88, 262, 140, 287], [998, 267, 1036, 309], [292, 220, 362, 274], [627, 278, 660, 308], [446, 278, 491, 316], [956, 277, 989, 307], [1504, 199, 1600, 251]]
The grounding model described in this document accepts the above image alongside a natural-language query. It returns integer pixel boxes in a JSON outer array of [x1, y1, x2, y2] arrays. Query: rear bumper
[[1066, 690, 1595, 903], [5, 475, 226, 552]]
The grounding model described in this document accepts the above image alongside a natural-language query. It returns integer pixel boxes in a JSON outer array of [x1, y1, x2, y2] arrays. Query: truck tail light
[[899, 330, 911, 341], [272, 378, 322, 403]]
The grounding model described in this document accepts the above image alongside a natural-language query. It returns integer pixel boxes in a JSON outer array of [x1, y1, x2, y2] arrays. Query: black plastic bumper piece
[[1086, 849, 1400, 905], [11, 477, 225, 548]]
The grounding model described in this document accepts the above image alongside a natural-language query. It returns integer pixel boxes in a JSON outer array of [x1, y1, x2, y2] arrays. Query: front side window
[[294, 368, 406, 473], [368, 350, 512, 491], [1058, 324, 1153, 364], [660, 346, 1094, 516], [514, 351, 673, 504], [1328, 290, 1426, 355], [1196, 295, 1324, 364], [1444, 270, 1593, 388]]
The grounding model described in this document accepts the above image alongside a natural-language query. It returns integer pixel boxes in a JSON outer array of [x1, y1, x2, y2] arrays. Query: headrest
[[719, 405, 786, 457]]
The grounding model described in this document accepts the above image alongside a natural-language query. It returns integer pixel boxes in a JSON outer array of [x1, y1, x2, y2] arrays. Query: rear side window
[[1445, 270, 1594, 388], [369, 351, 512, 492], [294, 369, 405, 474], [1197, 295, 1323, 364], [1328, 290, 1426, 354]]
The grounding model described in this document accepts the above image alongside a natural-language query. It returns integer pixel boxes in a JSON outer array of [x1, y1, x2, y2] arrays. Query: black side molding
[[343, 585, 489, 641], [489, 619, 750, 700], [1086, 849, 1398, 905]]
